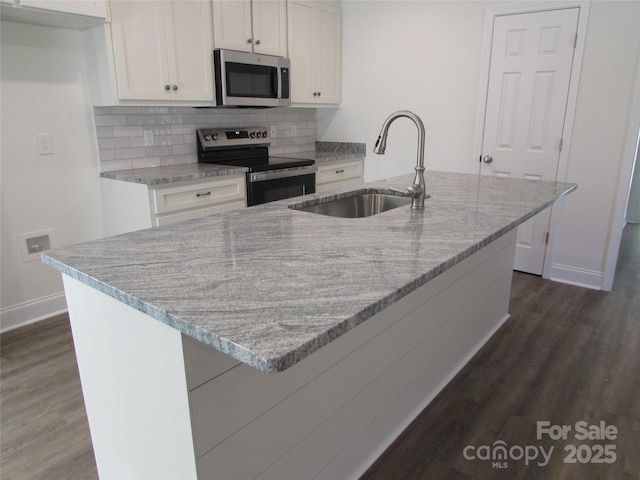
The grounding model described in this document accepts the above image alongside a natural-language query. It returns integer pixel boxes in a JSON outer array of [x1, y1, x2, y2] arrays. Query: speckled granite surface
[[42, 171, 575, 373], [100, 150, 363, 185], [272, 149, 365, 165], [100, 163, 248, 185]]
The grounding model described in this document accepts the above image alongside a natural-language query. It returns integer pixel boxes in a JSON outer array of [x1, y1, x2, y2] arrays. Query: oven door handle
[[248, 166, 317, 183]]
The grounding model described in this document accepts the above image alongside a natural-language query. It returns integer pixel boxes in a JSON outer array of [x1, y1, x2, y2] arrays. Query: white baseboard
[[0, 293, 68, 333], [549, 264, 603, 290]]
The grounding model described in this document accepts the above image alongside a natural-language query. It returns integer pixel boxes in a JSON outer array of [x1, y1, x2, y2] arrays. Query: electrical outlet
[[270, 125, 277, 139], [20, 229, 53, 262], [36, 133, 53, 155]]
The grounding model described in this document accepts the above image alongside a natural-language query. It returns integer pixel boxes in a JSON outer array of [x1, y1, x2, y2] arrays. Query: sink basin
[[290, 191, 413, 218]]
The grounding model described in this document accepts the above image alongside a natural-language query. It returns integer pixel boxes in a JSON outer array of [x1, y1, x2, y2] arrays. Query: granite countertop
[[99, 163, 248, 186], [42, 171, 576, 373], [99, 143, 365, 186]]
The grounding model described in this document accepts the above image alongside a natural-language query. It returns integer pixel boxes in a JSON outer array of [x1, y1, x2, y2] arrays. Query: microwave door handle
[[277, 65, 282, 100]]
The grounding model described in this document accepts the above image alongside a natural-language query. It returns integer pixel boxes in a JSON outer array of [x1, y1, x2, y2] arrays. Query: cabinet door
[[287, 0, 315, 103], [110, 1, 171, 101], [19, 0, 107, 18], [164, 0, 215, 102], [212, 0, 253, 52], [315, 2, 341, 104], [251, 1, 287, 56]]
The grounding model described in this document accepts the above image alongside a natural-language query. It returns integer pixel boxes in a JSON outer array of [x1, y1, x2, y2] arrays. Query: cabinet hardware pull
[[164, 85, 170, 91], [336, 169, 345, 174], [172, 85, 178, 91], [196, 192, 212, 198], [255, 39, 261, 45], [247, 38, 252, 43]]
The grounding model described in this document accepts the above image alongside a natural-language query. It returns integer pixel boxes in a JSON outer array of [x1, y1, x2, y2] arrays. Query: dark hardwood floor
[[1, 224, 638, 480], [362, 223, 640, 480]]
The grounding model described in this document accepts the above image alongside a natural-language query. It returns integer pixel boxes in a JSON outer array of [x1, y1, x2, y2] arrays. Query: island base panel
[[189, 231, 516, 479], [62, 275, 197, 479], [63, 230, 516, 479]]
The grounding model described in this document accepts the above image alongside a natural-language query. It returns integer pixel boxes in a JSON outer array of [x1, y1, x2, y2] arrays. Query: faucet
[[373, 110, 426, 209]]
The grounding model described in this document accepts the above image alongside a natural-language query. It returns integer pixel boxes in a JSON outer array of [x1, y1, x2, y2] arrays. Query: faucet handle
[[387, 185, 422, 198]]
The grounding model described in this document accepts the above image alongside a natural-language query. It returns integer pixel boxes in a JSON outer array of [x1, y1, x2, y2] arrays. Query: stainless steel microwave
[[213, 49, 291, 108]]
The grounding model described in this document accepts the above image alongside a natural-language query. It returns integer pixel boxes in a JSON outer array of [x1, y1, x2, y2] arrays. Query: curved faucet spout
[[373, 110, 426, 209]]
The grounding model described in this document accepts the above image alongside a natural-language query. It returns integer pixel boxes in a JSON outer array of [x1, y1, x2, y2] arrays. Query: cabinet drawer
[[151, 175, 245, 215], [316, 160, 363, 185]]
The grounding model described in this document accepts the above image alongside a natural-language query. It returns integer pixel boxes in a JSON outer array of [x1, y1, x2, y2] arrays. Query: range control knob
[[204, 134, 212, 141], [212, 133, 219, 141], [262, 131, 268, 138], [250, 132, 256, 138]]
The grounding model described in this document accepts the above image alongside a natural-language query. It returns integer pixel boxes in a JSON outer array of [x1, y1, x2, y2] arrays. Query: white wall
[[320, 0, 640, 290], [317, 0, 490, 180], [1, 21, 106, 331]]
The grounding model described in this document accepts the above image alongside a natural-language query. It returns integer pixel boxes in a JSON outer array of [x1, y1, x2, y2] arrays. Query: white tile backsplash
[[95, 107, 317, 172]]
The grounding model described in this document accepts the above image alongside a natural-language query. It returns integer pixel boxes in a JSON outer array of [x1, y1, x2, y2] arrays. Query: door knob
[[482, 155, 493, 164]]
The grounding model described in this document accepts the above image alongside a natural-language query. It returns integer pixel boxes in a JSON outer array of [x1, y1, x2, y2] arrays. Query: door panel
[[481, 8, 579, 274]]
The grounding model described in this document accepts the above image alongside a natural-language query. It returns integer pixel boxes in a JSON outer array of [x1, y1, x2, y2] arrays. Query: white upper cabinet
[[109, 0, 214, 103], [0, 0, 106, 29], [287, 1, 341, 105], [212, 0, 287, 57], [20, 0, 107, 18]]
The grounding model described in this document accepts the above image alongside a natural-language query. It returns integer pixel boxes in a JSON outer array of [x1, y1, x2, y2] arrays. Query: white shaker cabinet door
[[212, 0, 253, 53], [287, 0, 315, 104], [251, 0, 288, 56], [314, 1, 341, 105], [288, 0, 341, 106], [110, 1, 171, 101], [164, 0, 215, 102], [110, 0, 214, 102], [213, 0, 287, 57]]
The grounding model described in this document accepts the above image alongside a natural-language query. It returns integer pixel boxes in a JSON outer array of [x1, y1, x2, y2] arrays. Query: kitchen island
[[42, 171, 575, 479]]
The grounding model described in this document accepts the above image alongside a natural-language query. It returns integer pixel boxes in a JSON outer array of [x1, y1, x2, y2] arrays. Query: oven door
[[247, 167, 316, 206]]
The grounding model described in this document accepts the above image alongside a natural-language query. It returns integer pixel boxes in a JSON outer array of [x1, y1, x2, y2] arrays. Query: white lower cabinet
[[102, 174, 246, 234], [316, 158, 364, 193]]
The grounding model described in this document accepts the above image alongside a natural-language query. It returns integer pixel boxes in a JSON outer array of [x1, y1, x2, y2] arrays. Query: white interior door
[[480, 8, 579, 274]]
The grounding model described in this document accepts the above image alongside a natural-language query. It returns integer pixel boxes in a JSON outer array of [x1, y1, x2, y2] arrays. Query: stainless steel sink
[[290, 192, 413, 218]]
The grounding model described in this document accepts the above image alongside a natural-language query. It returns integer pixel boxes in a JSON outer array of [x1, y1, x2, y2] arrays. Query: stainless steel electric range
[[197, 127, 316, 206]]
